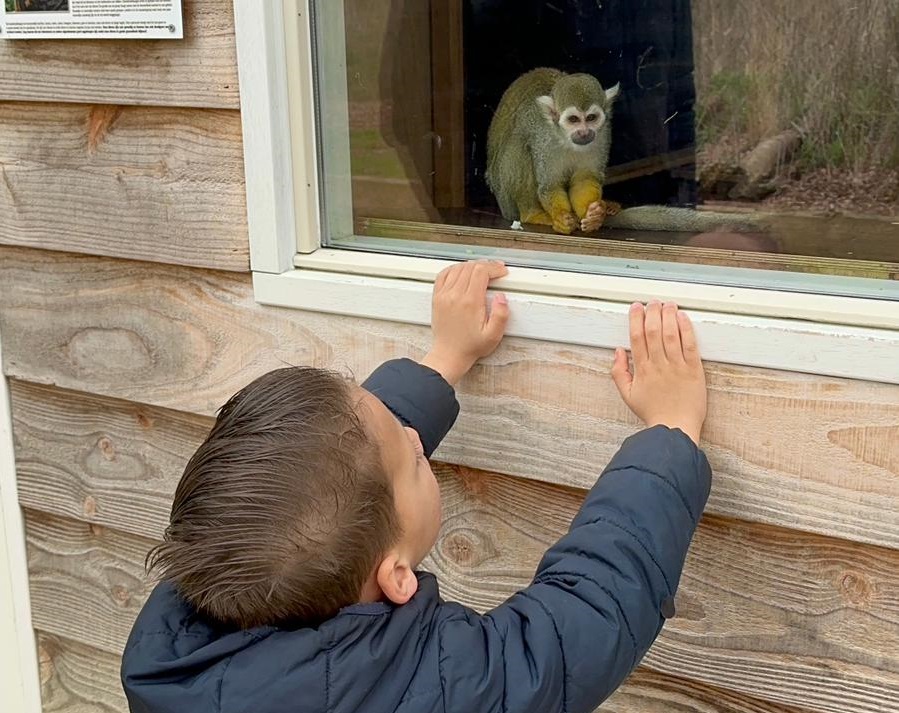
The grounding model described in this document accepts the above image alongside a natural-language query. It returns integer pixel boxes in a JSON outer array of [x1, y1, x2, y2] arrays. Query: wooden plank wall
[[0, 3, 897, 713]]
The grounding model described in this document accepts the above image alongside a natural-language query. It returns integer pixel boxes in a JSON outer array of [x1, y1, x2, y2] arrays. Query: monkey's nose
[[572, 130, 596, 146]]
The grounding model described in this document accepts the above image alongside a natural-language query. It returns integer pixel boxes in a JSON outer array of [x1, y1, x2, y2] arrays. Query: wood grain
[[427, 466, 899, 713], [34, 632, 804, 713], [25, 510, 155, 656], [358, 216, 899, 281], [22, 463, 899, 713], [11, 381, 210, 541], [0, 104, 248, 270], [2, 247, 898, 549], [38, 633, 127, 713], [0, 0, 239, 108], [604, 669, 814, 713]]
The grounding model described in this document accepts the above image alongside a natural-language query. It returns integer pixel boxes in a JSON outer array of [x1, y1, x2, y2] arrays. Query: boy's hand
[[421, 260, 510, 385], [611, 301, 707, 444]]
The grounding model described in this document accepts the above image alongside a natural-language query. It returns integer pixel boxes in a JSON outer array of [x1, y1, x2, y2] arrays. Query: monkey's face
[[558, 104, 605, 148], [537, 76, 619, 150]]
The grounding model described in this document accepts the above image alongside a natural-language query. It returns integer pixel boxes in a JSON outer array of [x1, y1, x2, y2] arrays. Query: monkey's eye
[[567, 115, 580, 124], [586, 113, 598, 122]]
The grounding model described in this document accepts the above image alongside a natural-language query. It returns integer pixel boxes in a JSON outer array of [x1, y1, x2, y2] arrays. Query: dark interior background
[[462, 0, 698, 211]]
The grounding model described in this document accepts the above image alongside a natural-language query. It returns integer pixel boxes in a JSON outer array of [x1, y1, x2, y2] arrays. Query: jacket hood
[[121, 576, 442, 713]]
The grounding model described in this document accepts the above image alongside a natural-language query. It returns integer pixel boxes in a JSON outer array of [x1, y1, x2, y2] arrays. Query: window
[[232, 1, 898, 385], [310, 0, 898, 300]]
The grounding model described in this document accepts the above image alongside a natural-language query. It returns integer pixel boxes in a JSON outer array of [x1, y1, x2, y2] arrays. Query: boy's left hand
[[421, 260, 510, 385]]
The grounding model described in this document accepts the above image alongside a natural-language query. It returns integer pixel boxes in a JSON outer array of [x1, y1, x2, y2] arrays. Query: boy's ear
[[376, 553, 419, 605]]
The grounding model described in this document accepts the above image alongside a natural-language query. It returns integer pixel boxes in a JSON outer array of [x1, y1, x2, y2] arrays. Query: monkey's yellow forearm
[[569, 171, 603, 219]]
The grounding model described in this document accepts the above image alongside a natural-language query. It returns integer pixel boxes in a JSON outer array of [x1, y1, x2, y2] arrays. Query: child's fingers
[[644, 300, 666, 361], [465, 261, 493, 298], [628, 303, 649, 365], [441, 262, 470, 291], [677, 310, 700, 364], [662, 302, 683, 362], [465, 260, 507, 296], [435, 265, 452, 292], [456, 262, 477, 291], [483, 260, 508, 280], [484, 292, 510, 343], [611, 347, 633, 396]]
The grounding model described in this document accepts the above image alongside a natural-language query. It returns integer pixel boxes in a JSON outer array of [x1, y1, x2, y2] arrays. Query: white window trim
[[233, 0, 899, 385], [0, 337, 42, 713]]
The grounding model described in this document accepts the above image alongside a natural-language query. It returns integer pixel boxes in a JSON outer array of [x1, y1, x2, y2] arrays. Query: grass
[[693, 0, 899, 171]]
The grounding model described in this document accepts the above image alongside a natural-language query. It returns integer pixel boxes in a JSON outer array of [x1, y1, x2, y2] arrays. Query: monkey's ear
[[605, 83, 621, 102], [536, 95, 559, 123]]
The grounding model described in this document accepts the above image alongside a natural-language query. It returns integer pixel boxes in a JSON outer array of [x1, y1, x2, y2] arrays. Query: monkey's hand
[[580, 200, 608, 233], [540, 187, 579, 235], [552, 209, 578, 235], [603, 200, 622, 216]]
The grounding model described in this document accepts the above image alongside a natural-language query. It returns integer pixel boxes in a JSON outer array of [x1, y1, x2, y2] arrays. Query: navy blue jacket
[[122, 359, 712, 713]]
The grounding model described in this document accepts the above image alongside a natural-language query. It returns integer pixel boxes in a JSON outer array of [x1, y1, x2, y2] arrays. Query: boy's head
[[148, 367, 441, 629]]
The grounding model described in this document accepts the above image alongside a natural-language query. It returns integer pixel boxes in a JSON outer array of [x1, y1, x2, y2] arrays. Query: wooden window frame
[[233, 0, 899, 385]]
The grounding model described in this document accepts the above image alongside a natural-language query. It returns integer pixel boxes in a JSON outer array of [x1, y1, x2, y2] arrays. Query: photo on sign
[[5, 0, 69, 11]]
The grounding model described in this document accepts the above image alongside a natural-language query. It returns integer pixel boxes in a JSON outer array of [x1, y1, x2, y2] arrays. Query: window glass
[[310, 0, 899, 298]]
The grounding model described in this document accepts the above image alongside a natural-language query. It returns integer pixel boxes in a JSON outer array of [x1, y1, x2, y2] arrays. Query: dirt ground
[[760, 169, 899, 218]]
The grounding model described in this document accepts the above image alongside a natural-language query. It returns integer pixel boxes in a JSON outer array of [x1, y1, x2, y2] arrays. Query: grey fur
[[486, 68, 614, 222], [604, 206, 765, 232], [486, 68, 767, 233]]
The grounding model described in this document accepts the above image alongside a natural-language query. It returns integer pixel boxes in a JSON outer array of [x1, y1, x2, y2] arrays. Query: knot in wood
[[439, 527, 496, 568], [83, 495, 98, 518], [839, 571, 873, 606], [112, 584, 132, 606], [97, 436, 116, 460]]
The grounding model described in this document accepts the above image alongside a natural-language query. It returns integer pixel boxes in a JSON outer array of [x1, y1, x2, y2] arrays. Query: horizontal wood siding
[[0, 104, 248, 271], [3, 249, 898, 550], [12, 383, 899, 713], [38, 634, 127, 713], [26, 510, 152, 656], [37, 631, 805, 713], [0, 0, 239, 109]]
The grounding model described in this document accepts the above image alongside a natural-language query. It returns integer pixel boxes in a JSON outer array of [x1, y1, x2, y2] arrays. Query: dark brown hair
[[147, 367, 399, 628]]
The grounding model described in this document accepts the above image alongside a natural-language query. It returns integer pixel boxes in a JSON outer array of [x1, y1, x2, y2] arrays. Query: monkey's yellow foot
[[580, 201, 608, 232], [551, 210, 578, 235], [519, 209, 554, 228], [603, 200, 622, 216]]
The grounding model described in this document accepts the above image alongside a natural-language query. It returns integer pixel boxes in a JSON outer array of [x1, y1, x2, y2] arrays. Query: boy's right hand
[[421, 260, 510, 386], [611, 301, 707, 445]]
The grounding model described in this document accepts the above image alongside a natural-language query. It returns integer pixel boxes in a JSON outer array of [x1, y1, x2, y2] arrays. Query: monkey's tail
[[603, 206, 767, 232]]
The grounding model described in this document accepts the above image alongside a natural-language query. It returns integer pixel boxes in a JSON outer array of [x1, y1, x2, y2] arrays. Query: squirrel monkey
[[486, 68, 620, 235], [486, 68, 768, 235]]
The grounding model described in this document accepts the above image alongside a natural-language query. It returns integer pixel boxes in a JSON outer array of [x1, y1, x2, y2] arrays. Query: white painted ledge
[[254, 268, 899, 385], [0, 337, 42, 713], [293, 249, 899, 330]]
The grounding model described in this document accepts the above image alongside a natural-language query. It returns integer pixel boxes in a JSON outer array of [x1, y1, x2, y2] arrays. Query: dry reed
[[693, 0, 899, 171]]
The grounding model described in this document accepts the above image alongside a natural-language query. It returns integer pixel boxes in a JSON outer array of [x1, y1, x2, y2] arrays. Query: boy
[[121, 260, 711, 713]]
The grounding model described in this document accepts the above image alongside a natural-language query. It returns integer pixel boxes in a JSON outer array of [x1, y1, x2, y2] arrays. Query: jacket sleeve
[[437, 426, 712, 713], [362, 358, 460, 457]]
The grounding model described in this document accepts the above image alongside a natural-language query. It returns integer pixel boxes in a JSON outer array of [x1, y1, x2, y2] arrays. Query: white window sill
[[253, 251, 899, 385]]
